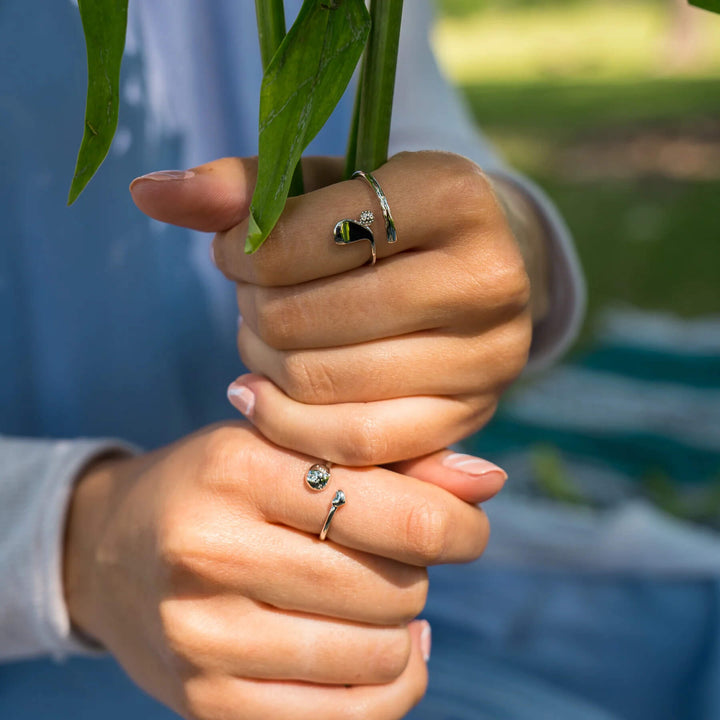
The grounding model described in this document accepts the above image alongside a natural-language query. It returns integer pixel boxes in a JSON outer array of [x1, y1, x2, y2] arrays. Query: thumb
[[129, 157, 258, 233], [129, 156, 344, 233], [388, 450, 507, 505]]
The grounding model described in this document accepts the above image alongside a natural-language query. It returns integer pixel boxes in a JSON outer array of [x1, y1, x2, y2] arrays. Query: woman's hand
[[64, 423, 496, 720], [131, 152, 541, 466]]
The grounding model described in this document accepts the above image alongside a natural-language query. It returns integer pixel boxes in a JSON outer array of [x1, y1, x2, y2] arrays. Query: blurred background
[[432, 0, 720, 528]]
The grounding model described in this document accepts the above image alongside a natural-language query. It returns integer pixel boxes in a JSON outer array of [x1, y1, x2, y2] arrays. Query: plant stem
[[255, 0, 304, 196], [255, 0, 287, 69], [344, 64, 363, 180], [353, 0, 404, 173]]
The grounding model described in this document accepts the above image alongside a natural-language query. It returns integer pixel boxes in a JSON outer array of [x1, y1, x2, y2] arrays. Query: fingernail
[[420, 620, 432, 662], [237, 314, 244, 330], [442, 452, 507, 480], [227, 382, 255, 417], [133, 169, 195, 183]]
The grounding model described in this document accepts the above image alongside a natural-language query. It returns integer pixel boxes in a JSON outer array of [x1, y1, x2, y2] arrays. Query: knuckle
[[198, 425, 253, 488], [440, 159, 492, 222], [158, 600, 205, 668], [281, 352, 337, 404], [335, 412, 389, 466], [182, 677, 224, 720], [504, 317, 533, 380], [470, 508, 492, 560], [404, 500, 449, 564], [254, 289, 303, 349], [391, 570, 429, 624], [467, 397, 499, 435], [370, 630, 412, 683], [484, 254, 531, 312], [505, 261, 532, 311]]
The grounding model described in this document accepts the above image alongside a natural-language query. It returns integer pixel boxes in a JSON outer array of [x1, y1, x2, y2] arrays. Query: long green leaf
[[246, 0, 370, 253], [68, 0, 128, 205], [254, 0, 304, 196], [689, 0, 720, 13]]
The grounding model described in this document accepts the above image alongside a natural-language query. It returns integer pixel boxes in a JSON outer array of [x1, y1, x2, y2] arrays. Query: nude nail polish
[[441, 453, 507, 480], [420, 620, 432, 662], [227, 383, 255, 417], [134, 169, 195, 182]]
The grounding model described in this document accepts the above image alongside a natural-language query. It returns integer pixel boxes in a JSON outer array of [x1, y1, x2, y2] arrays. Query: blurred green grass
[[434, 2, 720, 344]]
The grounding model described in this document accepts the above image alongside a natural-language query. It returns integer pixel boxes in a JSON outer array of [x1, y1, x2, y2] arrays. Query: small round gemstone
[[306, 464, 331, 491], [359, 210, 374, 226]]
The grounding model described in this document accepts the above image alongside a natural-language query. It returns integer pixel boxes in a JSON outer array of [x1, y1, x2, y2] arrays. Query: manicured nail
[[420, 620, 432, 662], [442, 452, 507, 480], [134, 169, 195, 183], [227, 383, 255, 417]]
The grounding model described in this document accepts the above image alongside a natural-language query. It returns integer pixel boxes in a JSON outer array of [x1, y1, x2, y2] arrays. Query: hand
[[131, 152, 542, 466], [64, 423, 496, 720]]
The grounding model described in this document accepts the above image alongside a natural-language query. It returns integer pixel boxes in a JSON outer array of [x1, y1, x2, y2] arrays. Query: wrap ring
[[352, 170, 397, 245], [319, 490, 346, 541]]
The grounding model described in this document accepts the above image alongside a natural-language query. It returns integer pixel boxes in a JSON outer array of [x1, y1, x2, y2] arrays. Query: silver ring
[[319, 490, 346, 541], [352, 170, 397, 245], [305, 463, 331, 492], [333, 210, 377, 266]]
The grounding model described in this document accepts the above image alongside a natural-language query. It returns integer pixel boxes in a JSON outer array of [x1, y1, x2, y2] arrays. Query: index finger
[[212, 151, 496, 286], [243, 438, 491, 567]]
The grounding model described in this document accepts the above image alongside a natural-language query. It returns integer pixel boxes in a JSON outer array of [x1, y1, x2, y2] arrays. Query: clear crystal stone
[[306, 464, 330, 491], [359, 210, 374, 226]]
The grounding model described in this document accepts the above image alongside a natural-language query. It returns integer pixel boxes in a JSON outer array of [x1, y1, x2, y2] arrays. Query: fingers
[[129, 156, 344, 232], [389, 450, 507, 505], [182, 521, 428, 626], [227, 374, 496, 466], [237, 319, 529, 405], [181, 619, 429, 720], [233, 247, 527, 351], [230, 428, 491, 566], [165, 596, 413, 685], [212, 151, 497, 286]]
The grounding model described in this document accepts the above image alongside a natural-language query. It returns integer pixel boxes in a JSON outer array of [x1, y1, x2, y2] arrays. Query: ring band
[[319, 489, 346, 541], [305, 463, 331, 492], [352, 170, 397, 245]]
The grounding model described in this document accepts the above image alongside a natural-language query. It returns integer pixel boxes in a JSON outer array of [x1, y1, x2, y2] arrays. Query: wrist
[[62, 453, 130, 645], [488, 173, 551, 324]]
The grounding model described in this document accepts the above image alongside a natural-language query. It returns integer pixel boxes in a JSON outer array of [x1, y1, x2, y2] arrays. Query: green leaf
[[254, 0, 305, 197], [68, 0, 128, 205], [689, 0, 720, 13], [246, 0, 371, 253]]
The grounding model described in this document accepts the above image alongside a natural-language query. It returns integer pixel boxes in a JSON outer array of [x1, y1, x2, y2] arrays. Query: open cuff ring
[[333, 170, 397, 266], [319, 490, 346, 541]]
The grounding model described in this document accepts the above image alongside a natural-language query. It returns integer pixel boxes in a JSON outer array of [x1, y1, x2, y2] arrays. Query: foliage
[[246, 0, 370, 252], [70, 0, 403, 255], [67, 0, 128, 205], [690, 0, 720, 13]]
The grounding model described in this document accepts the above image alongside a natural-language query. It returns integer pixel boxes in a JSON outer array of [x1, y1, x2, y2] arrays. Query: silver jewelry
[[333, 210, 377, 266], [352, 170, 397, 245], [319, 490, 346, 541], [305, 463, 331, 492]]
